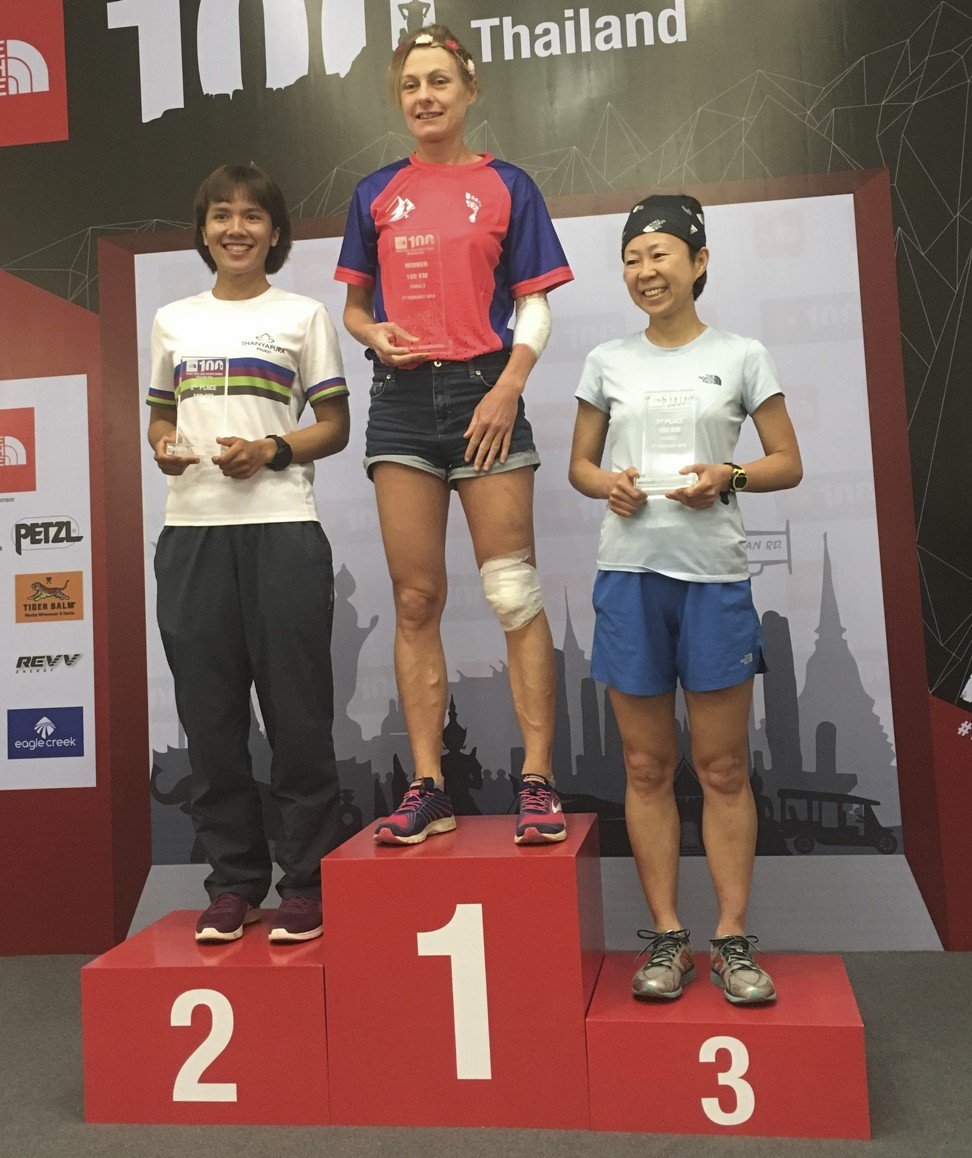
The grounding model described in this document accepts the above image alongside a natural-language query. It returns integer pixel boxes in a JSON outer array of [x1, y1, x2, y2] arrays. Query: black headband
[[622, 195, 706, 255]]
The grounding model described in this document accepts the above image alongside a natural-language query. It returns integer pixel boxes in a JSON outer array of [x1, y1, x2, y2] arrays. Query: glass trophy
[[636, 388, 699, 495], [383, 232, 449, 354], [165, 355, 230, 458]]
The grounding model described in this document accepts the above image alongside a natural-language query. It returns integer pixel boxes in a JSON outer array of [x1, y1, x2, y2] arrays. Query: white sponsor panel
[[0, 375, 96, 791], [136, 193, 899, 825]]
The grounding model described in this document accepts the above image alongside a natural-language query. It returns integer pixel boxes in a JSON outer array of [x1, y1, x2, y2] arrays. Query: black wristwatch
[[265, 434, 294, 471], [719, 462, 748, 504]]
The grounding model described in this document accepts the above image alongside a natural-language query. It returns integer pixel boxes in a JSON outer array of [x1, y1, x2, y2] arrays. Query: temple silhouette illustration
[[150, 540, 901, 862]]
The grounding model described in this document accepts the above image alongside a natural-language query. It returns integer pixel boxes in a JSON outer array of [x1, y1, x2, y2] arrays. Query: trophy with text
[[166, 356, 230, 459], [384, 232, 449, 354], [635, 388, 698, 495]]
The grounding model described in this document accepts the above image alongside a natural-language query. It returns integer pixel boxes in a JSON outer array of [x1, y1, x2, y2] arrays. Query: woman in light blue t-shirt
[[569, 194, 803, 1005]]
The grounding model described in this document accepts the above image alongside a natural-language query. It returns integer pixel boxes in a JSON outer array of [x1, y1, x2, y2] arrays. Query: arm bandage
[[512, 294, 552, 360]]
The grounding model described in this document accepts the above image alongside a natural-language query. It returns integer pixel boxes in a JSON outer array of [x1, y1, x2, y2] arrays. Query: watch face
[[733, 469, 748, 491]]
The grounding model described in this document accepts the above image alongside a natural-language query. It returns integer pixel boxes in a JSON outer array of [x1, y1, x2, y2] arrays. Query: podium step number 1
[[417, 903, 491, 1081]]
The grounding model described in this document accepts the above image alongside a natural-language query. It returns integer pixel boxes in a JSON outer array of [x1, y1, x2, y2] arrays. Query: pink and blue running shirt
[[335, 154, 573, 363]]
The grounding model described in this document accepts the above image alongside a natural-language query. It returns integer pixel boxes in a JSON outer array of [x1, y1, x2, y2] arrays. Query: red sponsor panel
[[322, 814, 604, 1128], [0, 406, 36, 492], [586, 953, 869, 1139], [928, 696, 972, 950], [0, 0, 68, 146], [81, 910, 329, 1125]]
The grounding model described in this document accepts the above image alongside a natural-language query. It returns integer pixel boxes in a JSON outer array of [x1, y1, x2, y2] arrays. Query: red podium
[[586, 952, 869, 1139], [321, 814, 604, 1128], [81, 910, 329, 1124]]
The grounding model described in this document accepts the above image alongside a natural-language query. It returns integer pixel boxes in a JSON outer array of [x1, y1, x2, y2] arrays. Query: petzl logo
[[7, 706, 84, 759], [13, 517, 83, 555], [0, 408, 36, 493], [0, 1, 69, 147]]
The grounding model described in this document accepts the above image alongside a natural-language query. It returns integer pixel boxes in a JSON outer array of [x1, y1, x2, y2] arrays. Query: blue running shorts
[[591, 569, 767, 697]]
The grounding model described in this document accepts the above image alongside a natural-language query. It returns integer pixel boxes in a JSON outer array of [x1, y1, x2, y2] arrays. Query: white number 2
[[170, 989, 237, 1103], [699, 1035, 755, 1125], [417, 904, 492, 1080]]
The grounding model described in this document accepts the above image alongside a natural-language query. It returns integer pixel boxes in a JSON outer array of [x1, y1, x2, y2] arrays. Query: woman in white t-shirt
[[569, 194, 803, 1004]]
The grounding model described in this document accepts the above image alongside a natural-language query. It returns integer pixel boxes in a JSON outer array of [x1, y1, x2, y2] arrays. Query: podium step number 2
[[170, 989, 237, 1103], [418, 903, 491, 1081]]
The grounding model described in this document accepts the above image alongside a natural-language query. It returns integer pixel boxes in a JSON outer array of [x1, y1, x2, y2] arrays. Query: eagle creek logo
[[13, 517, 83, 555], [0, 1, 69, 147], [0, 407, 36, 494], [7, 706, 84, 758], [388, 196, 416, 224], [242, 333, 287, 356], [16, 653, 82, 674], [15, 571, 84, 622]]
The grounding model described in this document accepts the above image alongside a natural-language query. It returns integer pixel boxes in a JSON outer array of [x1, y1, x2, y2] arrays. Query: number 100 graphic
[[106, 0, 368, 122]]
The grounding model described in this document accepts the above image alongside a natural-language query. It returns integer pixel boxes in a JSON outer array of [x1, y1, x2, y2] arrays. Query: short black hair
[[193, 164, 292, 275]]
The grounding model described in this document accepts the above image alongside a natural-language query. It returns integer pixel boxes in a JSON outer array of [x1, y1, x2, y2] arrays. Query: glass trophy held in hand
[[635, 388, 699, 495], [165, 356, 231, 460], [384, 232, 448, 355]]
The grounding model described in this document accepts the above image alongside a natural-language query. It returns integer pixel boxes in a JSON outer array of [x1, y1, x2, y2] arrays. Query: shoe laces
[[715, 934, 760, 973], [636, 929, 690, 966], [208, 892, 246, 914], [396, 780, 434, 813], [518, 777, 556, 813], [279, 896, 315, 914]]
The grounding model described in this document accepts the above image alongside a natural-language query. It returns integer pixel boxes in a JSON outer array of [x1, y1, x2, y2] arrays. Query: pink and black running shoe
[[374, 777, 456, 845], [514, 775, 567, 844]]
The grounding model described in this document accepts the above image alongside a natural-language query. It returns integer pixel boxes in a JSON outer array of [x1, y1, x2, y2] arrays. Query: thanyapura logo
[[242, 333, 287, 355]]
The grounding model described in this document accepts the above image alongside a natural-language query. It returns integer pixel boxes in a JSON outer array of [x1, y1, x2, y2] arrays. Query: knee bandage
[[481, 548, 544, 632]]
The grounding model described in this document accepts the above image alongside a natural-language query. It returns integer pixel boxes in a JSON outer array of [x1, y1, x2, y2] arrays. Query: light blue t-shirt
[[575, 326, 783, 582]]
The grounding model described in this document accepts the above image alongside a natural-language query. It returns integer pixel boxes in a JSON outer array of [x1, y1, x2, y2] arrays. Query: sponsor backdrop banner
[[2, 3, 968, 876], [0, 377, 95, 791], [134, 192, 902, 862]]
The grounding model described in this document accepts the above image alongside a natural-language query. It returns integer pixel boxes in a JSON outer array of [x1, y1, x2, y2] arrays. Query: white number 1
[[417, 904, 492, 1080]]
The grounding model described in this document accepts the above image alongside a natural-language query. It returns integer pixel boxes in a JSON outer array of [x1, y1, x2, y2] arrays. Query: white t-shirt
[[147, 286, 348, 526], [575, 326, 783, 581]]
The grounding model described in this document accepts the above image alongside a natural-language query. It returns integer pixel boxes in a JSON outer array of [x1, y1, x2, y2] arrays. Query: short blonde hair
[[388, 24, 478, 104]]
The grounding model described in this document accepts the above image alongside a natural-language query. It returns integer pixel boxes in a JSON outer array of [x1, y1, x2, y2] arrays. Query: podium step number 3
[[417, 903, 492, 1081]]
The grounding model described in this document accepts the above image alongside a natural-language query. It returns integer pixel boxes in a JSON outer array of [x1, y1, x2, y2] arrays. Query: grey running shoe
[[195, 893, 261, 943], [632, 928, 695, 1000], [710, 934, 777, 1004]]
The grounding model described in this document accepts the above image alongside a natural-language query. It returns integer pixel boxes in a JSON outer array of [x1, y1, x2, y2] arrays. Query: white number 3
[[699, 1035, 755, 1125], [170, 989, 237, 1103]]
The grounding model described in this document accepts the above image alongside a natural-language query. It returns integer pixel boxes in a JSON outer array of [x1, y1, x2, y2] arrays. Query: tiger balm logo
[[16, 570, 84, 622]]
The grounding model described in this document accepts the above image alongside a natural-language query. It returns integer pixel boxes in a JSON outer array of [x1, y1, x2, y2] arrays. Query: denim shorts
[[363, 351, 540, 484], [591, 569, 768, 697]]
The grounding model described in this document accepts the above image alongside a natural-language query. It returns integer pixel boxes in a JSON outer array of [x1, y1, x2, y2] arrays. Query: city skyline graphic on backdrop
[[150, 533, 900, 863]]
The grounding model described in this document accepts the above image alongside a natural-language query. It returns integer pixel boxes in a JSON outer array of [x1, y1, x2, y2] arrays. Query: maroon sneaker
[[195, 893, 261, 942], [269, 896, 323, 944]]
